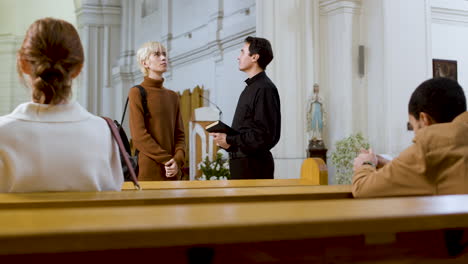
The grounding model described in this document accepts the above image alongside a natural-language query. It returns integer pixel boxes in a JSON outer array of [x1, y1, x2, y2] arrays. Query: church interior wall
[[117, 0, 255, 126], [0, 0, 76, 116], [0, 36, 17, 115], [381, 0, 430, 156], [363, 0, 429, 157], [360, 0, 385, 157], [167, 47, 247, 126], [431, 0, 468, 94], [167, 57, 215, 95], [359, 0, 467, 159], [136, 2, 162, 46], [256, 0, 317, 179]]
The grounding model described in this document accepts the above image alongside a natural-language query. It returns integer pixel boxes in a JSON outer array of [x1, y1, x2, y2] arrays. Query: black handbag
[[102, 117, 140, 190]]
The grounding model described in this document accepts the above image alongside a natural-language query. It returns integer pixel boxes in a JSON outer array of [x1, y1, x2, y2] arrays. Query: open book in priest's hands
[[205, 120, 239, 136]]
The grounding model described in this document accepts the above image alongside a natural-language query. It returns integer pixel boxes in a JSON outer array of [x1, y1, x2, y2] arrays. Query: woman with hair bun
[[0, 17, 123, 192]]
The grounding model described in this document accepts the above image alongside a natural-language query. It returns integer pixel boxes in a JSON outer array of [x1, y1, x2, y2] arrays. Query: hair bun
[[38, 67, 63, 82], [18, 18, 84, 105]]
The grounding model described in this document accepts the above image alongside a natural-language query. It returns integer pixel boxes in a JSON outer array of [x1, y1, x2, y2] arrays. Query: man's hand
[[360, 148, 390, 169], [210, 132, 231, 149], [376, 154, 390, 169], [353, 148, 378, 171], [165, 159, 179, 178]]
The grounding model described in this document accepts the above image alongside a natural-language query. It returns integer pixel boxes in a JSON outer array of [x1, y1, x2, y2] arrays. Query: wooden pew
[[1, 195, 468, 263], [121, 178, 319, 190], [0, 185, 352, 209]]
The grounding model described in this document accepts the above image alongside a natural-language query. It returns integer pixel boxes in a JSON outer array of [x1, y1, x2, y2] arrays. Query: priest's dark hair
[[244, 36, 273, 70]]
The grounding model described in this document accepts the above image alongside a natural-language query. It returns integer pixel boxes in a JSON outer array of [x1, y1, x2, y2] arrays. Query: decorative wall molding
[[319, 0, 361, 16], [141, 0, 159, 18], [167, 3, 254, 67], [432, 6, 468, 26], [0, 34, 20, 55], [0, 34, 18, 43], [75, 1, 121, 26], [111, 65, 142, 86], [112, 1, 255, 83], [169, 26, 255, 68]]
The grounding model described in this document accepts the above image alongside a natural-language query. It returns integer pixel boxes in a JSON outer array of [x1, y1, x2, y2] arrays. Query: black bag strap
[[120, 98, 129, 125], [120, 85, 149, 125], [136, 85, 149, 118], [102, 116, 141, 190]]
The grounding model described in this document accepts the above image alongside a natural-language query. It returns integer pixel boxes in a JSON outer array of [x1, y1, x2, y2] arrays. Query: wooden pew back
[[1, 194, 468, 263], [300, 158, 328, 185], [121, 178, 319, 190], [0, 185, 352, 209]]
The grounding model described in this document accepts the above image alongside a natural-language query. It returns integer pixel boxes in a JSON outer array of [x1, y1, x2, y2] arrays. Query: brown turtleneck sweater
[[129, 76, 185, 181]]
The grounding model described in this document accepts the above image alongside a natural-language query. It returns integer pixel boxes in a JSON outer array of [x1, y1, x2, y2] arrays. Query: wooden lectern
[[189, 107, 220, 180]]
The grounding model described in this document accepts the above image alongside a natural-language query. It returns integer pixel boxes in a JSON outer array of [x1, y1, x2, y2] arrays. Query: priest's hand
[[210, 132, 231, 149]]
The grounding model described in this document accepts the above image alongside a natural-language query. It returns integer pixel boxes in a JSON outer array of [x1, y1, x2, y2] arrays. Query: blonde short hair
[[136, 41, 166, 76]]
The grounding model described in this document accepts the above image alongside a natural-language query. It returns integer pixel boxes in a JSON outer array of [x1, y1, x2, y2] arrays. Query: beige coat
[[353, 111, 468, 198]]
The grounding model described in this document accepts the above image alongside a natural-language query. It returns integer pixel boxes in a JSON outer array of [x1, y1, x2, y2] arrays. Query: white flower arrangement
[[197, 151, 230, 180], [197, 175, 229, 181]]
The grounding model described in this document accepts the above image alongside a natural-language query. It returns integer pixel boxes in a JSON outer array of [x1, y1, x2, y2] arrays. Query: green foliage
[[330, 132, 369, 185], [198, 153, 230, 180]]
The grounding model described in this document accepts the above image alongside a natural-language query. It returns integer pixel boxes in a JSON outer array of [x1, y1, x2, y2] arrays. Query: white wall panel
[[431, 0, 468, 94]]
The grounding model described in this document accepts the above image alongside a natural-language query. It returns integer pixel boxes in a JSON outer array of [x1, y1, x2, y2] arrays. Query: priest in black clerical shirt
[[211, 36, 281, 179]]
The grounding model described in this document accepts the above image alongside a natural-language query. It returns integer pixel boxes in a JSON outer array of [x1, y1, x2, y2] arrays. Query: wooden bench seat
[[1, 195, 468, 263], [121, 178, 319, 190], [0, 185, 352, 209]]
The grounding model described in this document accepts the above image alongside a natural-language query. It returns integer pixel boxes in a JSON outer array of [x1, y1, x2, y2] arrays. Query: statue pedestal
[[307, 139, 328, 164]]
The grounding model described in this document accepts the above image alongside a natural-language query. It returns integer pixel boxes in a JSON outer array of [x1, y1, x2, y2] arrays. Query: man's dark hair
[[244, 36, 273, 70], [408, 77, 466, 123]]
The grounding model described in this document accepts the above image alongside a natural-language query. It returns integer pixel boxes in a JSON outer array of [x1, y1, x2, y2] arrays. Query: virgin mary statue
[[306, 84, 325, 141]]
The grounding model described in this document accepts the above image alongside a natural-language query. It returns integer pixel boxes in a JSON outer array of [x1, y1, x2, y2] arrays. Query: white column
[[160, 0, 172, 50], [257, 0, 317, 179], [74, 0, 121, 118], [319, 0, 363, 158], [112, 0, 138, 127], [160, 0, 173, 80], [209, 0, 224, 105]]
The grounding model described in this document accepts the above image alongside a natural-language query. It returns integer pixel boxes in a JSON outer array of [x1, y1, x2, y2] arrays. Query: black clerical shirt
[[226, 71, 281, 155]]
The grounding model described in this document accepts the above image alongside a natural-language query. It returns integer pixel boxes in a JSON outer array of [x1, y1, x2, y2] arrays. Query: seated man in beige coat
[[353, 77, 467, 198]]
